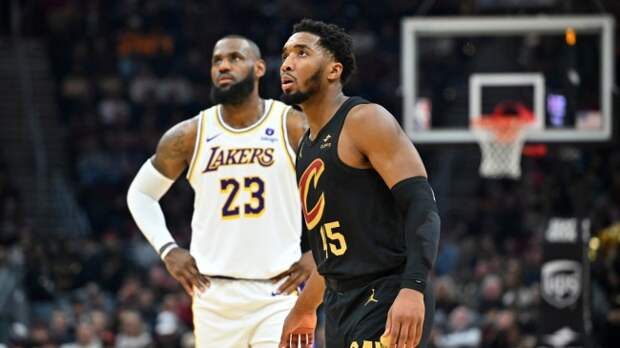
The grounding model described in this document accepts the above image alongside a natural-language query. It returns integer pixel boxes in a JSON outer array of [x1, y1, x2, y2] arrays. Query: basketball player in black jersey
[[278, 19, 440, 348]]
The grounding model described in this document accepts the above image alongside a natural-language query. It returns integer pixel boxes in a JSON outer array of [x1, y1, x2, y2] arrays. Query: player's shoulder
[[175, 113, 201, 135], [271, 98, 290, 108], [273, 99, 306, 128], [158, 114, 200, 152], [284, 105, 307, 150], [346, 101, 397, 131], [197, 104, 219, 119], [153, 113, 201, 170], [269, 99, 294, 118], [342, 100, 403, 153]]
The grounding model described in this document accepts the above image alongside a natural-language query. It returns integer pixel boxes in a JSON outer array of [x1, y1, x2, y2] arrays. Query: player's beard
[[281, 67, 322, 106], [210, 69, 255, 105]]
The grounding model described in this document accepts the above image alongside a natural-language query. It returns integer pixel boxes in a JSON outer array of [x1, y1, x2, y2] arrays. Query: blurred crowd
[[1, 0, 620, 347]]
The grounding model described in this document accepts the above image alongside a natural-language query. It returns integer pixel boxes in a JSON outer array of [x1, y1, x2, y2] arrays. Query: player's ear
[[254, 59, 266, 78], [326, 62, 343, 82]]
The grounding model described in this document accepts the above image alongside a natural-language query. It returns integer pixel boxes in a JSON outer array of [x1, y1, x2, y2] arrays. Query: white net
[[472, 117, 531, 179]]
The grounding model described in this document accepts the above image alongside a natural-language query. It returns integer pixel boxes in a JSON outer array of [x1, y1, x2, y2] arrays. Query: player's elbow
[[127, 160, 175, 205]]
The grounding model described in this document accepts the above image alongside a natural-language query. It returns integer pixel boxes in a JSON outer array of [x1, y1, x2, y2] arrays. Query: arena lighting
[[565, 27, 577, 46]]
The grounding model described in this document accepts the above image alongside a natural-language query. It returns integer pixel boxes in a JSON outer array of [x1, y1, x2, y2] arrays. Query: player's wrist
[[291, 297, 321, 314], [398, 287, 425, 299], [159, 242, 179, 260], [291, 304, 318, 317], [401, 278, 426, 293]]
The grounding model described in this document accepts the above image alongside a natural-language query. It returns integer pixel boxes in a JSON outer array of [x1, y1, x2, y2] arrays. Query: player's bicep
[[350, 105, 427, 188], [151, 118, 197, 180]]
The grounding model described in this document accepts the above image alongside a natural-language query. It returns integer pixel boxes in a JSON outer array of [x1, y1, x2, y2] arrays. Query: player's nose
[[218, 59, 232, 72], [280, 57, 294, 74]]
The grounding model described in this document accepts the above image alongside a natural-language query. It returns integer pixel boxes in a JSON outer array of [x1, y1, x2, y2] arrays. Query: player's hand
[[383, 288, 425, 348], [163, 247, 210, 296], [279, 306, 316, 348], [271, 251, 315, 294]]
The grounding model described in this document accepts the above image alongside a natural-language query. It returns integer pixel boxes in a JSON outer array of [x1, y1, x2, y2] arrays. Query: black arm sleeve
[[391, 176, 440, 292]]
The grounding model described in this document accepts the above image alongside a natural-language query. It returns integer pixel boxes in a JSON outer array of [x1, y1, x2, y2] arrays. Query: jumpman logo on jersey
[[364, 288, 378, 306]]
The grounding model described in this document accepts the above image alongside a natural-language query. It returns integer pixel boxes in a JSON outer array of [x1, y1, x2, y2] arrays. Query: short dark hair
[[292, 19, 356, 85]]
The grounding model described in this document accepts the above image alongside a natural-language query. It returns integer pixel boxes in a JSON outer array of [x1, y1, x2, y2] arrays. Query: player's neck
[[302, 90, 346, 141], [220, 92, 265, 129]]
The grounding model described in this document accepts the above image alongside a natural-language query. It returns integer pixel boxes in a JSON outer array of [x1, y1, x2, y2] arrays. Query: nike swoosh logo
[[206, 133, 222, 142]]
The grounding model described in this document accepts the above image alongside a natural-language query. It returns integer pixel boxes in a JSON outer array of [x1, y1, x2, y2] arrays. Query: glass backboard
[[401, 16, 614, 143]]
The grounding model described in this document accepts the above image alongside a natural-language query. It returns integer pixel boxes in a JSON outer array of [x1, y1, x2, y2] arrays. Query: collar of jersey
[[215, 99, 274, 134]]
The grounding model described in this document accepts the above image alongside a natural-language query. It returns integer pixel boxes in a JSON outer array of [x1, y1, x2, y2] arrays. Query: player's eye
[[299, 50, 308, 57]]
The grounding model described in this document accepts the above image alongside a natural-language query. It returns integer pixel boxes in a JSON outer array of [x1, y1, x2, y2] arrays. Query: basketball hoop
[[471, 101, 535, 179]]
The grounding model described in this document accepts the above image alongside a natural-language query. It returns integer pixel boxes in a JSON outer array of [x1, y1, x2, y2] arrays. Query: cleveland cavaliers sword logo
[[298, 158, 326, 230]]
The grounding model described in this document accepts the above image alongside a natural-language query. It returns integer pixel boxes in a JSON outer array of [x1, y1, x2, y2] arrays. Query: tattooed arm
[[151, 117, 199, 179], [127, 116, 208, 296]]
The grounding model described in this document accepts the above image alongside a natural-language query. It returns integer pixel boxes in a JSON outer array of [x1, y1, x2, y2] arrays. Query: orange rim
[[472, 116, 533, 143]]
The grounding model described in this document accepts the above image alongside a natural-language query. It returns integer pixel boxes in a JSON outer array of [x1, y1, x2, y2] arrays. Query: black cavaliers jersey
[[296, 97, 406, 281]]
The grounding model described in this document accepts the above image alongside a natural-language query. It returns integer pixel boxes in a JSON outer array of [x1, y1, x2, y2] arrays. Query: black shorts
[[323, 274, 434, 348]]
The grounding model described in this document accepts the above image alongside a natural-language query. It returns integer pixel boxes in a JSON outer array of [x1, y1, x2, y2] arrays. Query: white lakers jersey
[[185, 99, 301, 279]]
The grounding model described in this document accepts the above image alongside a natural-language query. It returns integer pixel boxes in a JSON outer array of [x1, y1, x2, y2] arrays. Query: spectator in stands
[[434, 305, 481, 348], [154, 311, 181, 348], [29, 322, 53, 347], [115, 310, 152, 348], [90, 309, 114, 346], [60, 319, 102, 348], [49, 309, 72, 344]]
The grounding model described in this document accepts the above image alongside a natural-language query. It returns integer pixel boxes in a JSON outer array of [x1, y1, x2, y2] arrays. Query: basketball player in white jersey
[[126, 35, 313, 347]]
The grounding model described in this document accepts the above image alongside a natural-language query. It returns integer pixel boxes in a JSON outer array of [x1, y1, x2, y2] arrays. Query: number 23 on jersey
[[220, 176, 265, 219]]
